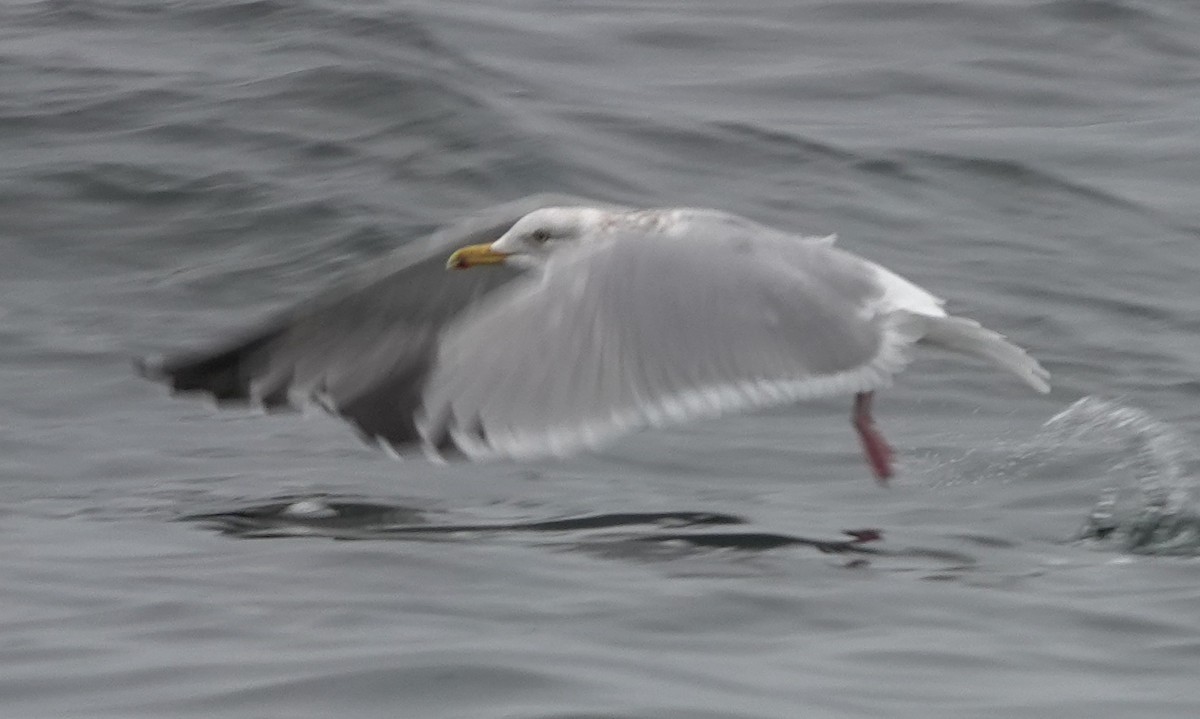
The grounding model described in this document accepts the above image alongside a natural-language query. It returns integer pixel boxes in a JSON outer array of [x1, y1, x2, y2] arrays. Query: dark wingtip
[[135, 327, 285, 403]]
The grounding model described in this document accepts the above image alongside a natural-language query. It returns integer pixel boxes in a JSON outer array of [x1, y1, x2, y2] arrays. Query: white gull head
[[490, 207, 610, 258], [445, 207, 610, 270]]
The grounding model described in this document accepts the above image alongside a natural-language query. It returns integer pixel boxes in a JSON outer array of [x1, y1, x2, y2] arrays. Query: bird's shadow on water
[[177, 494, 977, 572]]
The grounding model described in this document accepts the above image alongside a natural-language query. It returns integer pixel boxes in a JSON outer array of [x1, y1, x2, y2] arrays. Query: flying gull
[[139, 194, 1050, 483]]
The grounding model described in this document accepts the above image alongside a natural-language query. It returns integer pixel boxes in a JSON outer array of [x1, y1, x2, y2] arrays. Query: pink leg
[[852, 391, 894, 485]]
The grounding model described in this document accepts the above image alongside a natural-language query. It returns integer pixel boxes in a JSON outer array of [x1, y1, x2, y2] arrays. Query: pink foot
[[853, 392, 894, 485]]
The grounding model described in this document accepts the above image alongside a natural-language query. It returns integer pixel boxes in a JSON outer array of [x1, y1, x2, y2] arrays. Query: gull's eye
[[530, 228, 551, 243]]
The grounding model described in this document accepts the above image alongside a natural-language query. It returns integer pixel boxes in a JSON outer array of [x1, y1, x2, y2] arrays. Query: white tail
[[917, 314, 1050, 393]]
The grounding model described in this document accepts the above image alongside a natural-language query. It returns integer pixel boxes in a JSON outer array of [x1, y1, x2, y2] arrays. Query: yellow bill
[[446, 243, 510, 270]]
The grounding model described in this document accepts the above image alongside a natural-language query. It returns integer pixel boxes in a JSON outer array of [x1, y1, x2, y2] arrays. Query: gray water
[[4, 1, 1200, 717]]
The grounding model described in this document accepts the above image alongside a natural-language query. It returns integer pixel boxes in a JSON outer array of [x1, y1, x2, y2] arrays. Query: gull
[[139, 195, 1050, 483]]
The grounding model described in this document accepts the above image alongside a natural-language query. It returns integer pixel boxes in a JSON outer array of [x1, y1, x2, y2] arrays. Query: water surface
[[3, 1, 1200, 717]]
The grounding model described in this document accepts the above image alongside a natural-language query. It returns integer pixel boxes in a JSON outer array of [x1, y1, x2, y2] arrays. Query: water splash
[[1049, 397, 1200, 555]]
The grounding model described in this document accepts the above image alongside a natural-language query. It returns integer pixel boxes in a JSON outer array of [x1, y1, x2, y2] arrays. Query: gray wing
[[139, 193, 625, 447], [416, 224, 925, 460]]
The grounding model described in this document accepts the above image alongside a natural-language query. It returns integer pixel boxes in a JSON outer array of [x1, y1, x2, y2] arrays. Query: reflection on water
[[179, 497, 992, 573], [184, 500, 739, 539]]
